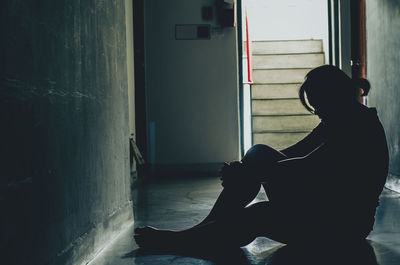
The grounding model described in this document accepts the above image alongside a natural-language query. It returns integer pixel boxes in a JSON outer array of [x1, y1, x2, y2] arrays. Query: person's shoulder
[[309, 121, 328, 140], [310, 121, 325, 133]]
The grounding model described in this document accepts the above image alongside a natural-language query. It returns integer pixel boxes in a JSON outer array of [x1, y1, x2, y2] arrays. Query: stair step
[[252, 83, 301, 99], [253, 132, 310, 150], [253, 53, 325, 69], [252, 40, 323, 55], [248, 39, 324, 149], [252, 99, 309, 115], [253, 68, 311, 84], [253, 115, 320, 132]]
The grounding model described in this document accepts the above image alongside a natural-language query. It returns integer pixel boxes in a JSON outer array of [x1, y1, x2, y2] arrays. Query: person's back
[[288, 66, 390, 241], [305, 104, 389, 239], [333, 105, 388, 237]]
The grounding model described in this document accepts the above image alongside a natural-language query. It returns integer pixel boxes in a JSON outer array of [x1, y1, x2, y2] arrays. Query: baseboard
[[52, 202, 134, 265], [385, 173, 400, 193]]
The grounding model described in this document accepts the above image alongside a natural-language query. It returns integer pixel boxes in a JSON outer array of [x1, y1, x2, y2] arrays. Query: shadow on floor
[[123, 247, 255, 265], [265, 242, 378, 265], [122, 240, 385, 265]]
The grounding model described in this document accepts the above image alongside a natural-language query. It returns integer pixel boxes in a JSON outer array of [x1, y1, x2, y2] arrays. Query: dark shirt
[[277, 106, 389, 237]]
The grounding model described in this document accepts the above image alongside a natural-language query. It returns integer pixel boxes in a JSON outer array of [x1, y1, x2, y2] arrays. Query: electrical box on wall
[[175, 24, 211, 40], [217, 0, 236, 27], [174, 0, 235, 40]]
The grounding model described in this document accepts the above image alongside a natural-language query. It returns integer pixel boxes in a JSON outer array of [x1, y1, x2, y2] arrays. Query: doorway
[[239, 0, 330, 153]]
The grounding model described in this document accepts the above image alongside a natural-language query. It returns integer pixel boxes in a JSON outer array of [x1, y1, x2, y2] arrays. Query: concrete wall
[[366, 0, 400, 193], [1, 1, 133, 264], [144, 0, 240, 166]]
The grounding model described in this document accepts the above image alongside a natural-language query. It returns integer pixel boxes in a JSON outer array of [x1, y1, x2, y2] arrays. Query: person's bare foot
[[134, 226, 177, 250]]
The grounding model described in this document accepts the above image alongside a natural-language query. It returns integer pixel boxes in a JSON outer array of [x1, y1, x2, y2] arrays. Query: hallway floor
[[89, 176, 400, 265]]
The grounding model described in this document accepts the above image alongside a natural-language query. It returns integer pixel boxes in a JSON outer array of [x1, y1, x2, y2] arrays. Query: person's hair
[[299, 65, 370, 113]]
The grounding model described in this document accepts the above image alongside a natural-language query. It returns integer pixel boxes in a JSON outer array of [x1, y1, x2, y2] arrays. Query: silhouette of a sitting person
[[134, 65, 389, 250]]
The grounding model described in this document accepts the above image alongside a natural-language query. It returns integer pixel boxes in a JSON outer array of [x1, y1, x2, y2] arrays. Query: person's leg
[[134, 172, 262, 249], [134, 144, 289, 249], [134, 201, 292, 250], [196, 144, 288, 226], [241, 144, 287, 183], [241, 144, 287, 170]]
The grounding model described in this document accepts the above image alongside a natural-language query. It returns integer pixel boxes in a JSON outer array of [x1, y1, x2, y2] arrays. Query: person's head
[[299, 65, 370, 120]]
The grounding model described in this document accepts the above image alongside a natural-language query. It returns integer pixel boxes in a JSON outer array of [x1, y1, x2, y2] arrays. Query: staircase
[[250, 39, 324, 150]]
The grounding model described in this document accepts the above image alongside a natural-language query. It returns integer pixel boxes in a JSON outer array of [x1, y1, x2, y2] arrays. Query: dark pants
[[188, 144, 368, 248], [193, 144, 299, 247]]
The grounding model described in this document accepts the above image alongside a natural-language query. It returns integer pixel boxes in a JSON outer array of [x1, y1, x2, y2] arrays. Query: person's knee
[[247, 144, 272, 155], [242, 144, 286, 167]]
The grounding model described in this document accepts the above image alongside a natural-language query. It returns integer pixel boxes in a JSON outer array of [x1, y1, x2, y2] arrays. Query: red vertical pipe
[[245, 8, 253, 84], [359, 0, 367, 79], [360, 0, 367, 105], [352, 0, 367, 104]]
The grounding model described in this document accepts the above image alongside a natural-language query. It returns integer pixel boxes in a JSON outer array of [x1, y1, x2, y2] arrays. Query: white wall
[[144, 0, 240, 165], [244, 0, 329, 59]]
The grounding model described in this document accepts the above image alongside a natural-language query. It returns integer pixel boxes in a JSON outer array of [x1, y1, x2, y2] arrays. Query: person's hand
[[219, 161, 246, 187]]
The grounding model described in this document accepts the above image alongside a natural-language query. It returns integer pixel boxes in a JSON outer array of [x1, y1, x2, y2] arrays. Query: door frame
[[133, 0, 148, 170], [328, 0, 367, 80], [236, 0, 246, 157], [350, 0, 367, 79]]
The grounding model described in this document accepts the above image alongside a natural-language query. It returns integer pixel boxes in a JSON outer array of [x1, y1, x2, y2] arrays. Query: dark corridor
[[1, 0, 400, 264]]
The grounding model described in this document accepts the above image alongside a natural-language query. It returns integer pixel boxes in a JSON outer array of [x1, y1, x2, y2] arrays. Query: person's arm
[[262, 142, 328, 184], [280, 122, 326, 158]]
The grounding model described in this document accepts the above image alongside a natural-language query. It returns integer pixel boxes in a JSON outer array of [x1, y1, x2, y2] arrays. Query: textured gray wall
[[0, 0, 132, 264], [366, 0, 400, 192]]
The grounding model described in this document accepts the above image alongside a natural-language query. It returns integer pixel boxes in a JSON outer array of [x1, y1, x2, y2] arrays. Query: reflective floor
[[90, 176, 400, 265]]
